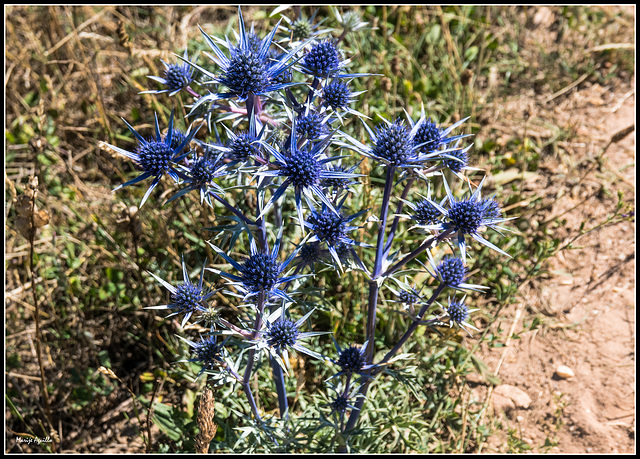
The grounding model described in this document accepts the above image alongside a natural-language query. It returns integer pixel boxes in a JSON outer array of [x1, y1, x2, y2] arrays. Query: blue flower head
[[207, 227, 303, 303], [424, 176, 516, 261], [166, 149, 227, 207], [425, 252, 487, 293], [339, 109, 470, 171], [256, 115, 360, 228], [208, 109, 268, 166], [141, 50, 194, 97], [177, 334, 227, 377], [329, 340, 374, 380], [253, 306, 328, 373], [182, 7, 309, 110], [440, 295, 479, 336], [105, 110, 202, 208], [146, 255, 215, 328], [300, 40, 343, 77], [304, 200, 368, 271]]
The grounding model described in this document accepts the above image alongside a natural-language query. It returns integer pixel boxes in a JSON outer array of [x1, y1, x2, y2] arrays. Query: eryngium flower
[[304, 203, 368, 269], [426, 252, 487, 293], [177, 334, 226, 377], [296, 111, 330, 141], [207, 109, 267, 165], [442, 295, 479, 336], [336, 345, 365, 373], [322, 79, 351, 110], [207, 229, 302, 302], [422, 177, 516, 261], [339, 112, 470, 170], [105, 110, 200, 207], [256, 117, 359, 226], [166, 151, 227, 207], [255, 307, 327, 368], [182, 7, 308, 108], [141, 50, 194, 96], [300, 40, 342, 77], [436, 257, 467, 288], [146, 255, 215, 327], [329, 340, 374, 379], [412, 116, 470, 155]]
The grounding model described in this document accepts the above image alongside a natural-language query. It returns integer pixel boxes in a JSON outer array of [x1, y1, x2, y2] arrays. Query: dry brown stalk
[[194, 387, 217, 454]]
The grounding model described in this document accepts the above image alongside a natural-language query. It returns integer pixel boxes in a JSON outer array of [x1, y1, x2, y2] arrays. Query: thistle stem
[[382, 229, 454, 278], [376, 283, 446, 368], [364, 166, 395, 362], [383, 176, 416, 256]]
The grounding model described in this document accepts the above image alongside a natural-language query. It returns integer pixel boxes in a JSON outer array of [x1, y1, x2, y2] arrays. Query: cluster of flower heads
[[103, 6, 514, 427]]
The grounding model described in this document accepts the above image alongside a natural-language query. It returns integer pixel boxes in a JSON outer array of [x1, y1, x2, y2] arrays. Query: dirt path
[[476, 80, 635, 453]]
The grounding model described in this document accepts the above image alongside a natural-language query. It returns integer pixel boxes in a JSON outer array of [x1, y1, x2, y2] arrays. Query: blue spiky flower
[[323, 79, 351, 110], [293, 241, 324, 273], [208, 109, 267, 165], [330, 394, 350, 414], [397, 289, 420, 307], [296, 111, 330, 141], [339, 109, 470, 170], [422, 177, 516, 261], [425, 252, 487, 293], [105, 110, 201, 207], [439, 295, 480, 336], [183, 7, 308, 110], [256, 115, 359, 227], [146, 255, 215, 328], [267, 318, 300, 349], [304, 201, 368, 270], [337, 345, 366, 374], [321, 78, 369, 123], [167, 151, 227, 207], [141, 50, 194, 97], [300, 40, 342, 77], [436, 257, 467, 288], [329, 340, 374, 379], [413, 116, 470, 155], [177, 334, 226, 377], [413, 199, 441, 225], [447, 300, 469, 324], [253, 306, 328, 368], [207, 228, 303, 302]]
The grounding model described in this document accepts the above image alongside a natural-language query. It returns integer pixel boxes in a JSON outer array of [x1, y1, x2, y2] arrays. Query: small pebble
[[556, 365, 575, 380]]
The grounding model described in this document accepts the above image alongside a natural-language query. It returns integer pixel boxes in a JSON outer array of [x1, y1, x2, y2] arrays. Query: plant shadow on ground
[[5, 5, 635, 453]]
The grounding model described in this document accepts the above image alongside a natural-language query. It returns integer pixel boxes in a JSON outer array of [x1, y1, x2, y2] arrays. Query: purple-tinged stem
[[364, 166, 396, 362]]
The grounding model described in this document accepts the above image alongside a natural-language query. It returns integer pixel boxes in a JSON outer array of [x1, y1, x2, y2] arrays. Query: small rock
[[555, 365, 575, 380], [493, 392, 516, 415], [516, 415, 524, 423], [494, 384, 532, 409]]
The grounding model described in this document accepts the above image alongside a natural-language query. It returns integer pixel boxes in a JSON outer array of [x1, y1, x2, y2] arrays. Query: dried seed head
[[194, 386, 217, 454]]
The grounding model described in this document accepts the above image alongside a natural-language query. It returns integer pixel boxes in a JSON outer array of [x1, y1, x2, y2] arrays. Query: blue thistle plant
[[424, 252, 487, 293], [440, 295, 479, 336], [339, 110, 471, 171], [208, 110, 268, 166], [141, 50, 195, 97], [304, 200, 369, 270], [146, 255, 215, 328], [105, 110, 201, 207]]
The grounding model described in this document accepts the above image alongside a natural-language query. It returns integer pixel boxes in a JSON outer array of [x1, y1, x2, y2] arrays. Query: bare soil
[[470, 16, 636, 453]]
